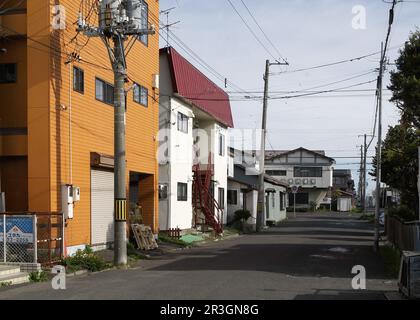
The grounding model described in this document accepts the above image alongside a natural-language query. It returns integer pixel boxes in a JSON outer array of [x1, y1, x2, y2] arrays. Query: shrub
[[62, 247, 110, 272], [387, 205, 416, 222], [234, 209, 252, 222], [29, 271, 48, 283]]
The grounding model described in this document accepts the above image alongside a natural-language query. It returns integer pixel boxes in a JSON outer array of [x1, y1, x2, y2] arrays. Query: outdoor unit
[[398, 251, 420, 299]]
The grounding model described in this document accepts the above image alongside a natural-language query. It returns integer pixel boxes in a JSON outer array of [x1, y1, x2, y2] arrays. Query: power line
[[239, 0, 287, 63], [226, 0, 279, 61], [269, 44, 403, 76]]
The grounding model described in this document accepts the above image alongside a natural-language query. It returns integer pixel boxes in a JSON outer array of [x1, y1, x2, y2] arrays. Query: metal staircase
[[192, 153, 223, 235]]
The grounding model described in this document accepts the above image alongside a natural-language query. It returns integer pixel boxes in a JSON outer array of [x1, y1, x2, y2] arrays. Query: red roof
[[160, 47, 234, 128]]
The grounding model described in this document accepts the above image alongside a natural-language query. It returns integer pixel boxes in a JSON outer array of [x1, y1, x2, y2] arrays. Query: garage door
[[91, 170, 114, 246]]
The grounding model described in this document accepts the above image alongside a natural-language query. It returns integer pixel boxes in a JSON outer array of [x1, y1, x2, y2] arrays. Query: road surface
[[0, 212, 396, 300]]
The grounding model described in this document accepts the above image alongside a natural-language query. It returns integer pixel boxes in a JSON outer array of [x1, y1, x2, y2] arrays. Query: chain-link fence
[[36, 213, 64, 265], [0, 213, 64, 265]]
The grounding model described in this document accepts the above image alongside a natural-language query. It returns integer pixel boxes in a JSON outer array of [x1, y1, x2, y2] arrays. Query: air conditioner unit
[[398, 251, 420, 299], [295, 179, 301, 185]]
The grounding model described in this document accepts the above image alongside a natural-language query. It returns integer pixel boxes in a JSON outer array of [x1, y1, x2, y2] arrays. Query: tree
[[388, 30, 420, 129], [370, 125, 419, 211]]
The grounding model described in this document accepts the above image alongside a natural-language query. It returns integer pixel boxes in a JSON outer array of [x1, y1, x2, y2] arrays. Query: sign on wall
[[0, 216, 34, 244]]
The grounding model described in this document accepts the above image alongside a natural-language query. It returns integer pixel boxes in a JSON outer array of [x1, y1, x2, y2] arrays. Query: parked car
[[379, 210, 385, 226]]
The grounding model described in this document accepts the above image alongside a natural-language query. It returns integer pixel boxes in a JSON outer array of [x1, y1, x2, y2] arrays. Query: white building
[[227, 149, 288, 230], [264, 176, 288, 224], [158, 47, 234, 231], [265, 148, 335, 210]]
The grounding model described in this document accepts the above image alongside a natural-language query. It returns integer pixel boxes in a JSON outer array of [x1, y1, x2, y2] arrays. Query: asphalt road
[[0, 212, 397, 300]]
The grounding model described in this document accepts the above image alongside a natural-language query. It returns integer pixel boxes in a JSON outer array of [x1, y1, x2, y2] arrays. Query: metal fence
[[386, 215, 420, 252], [0, 212, 64, 266]]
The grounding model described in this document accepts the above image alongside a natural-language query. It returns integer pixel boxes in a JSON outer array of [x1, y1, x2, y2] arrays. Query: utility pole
[[77, 0, 155, 265], [363, 135, 367, 212], [358, 134, 373, 213], [374, 42, 384, 252], [256, 59, 288, 232], [359, 145, 364, 207]]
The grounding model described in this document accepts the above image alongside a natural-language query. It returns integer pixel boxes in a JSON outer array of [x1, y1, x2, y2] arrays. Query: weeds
[[381, 245, 402, 278], [29, 271, 49, 283], [62, 246, 111, 273]]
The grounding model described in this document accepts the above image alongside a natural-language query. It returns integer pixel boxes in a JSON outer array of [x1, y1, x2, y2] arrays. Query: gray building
[[264, 148, 336, 210]]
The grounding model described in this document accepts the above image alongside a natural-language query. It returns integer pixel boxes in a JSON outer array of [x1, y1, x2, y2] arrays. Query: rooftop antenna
[[160, 7, 180, 47]]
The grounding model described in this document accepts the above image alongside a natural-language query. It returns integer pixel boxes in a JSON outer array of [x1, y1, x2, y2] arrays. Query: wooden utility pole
[[374, 42, 384, 252], [256, 59, 288, 232]]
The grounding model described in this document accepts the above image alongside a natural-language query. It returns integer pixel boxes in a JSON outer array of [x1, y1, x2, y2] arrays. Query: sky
[[159, 0, 420, 194]]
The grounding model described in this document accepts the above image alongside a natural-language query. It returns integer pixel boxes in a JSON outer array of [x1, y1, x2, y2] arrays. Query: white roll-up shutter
[[91, 170, 114, 246]]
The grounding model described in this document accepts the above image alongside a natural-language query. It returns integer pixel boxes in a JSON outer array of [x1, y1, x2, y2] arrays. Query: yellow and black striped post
[[115, 199, 127, 221]]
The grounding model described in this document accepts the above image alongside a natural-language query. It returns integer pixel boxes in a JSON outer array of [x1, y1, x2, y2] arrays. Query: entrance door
[[91, 169, 114, 246]]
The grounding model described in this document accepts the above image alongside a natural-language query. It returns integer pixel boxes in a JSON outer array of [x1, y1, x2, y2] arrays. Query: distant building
[[333, 169, 356, 212], [227, 149, 288, 229], [333, 170, 355, 193], [264, 148, 335, 210]]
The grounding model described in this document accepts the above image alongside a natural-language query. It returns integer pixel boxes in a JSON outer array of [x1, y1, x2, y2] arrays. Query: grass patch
[[158, 233, 190, 247], [0, 281, 12, 288], [359, 214, 375, 223], [29, 271, 49, 283], [351, 207, 364, 214], [381, 245, 402, 278], [62, 246, 111, 273]]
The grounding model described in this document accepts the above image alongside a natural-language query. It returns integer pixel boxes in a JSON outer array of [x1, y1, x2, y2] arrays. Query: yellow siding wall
[[44, 0, 160, 246], [27, 0, 51, 213]]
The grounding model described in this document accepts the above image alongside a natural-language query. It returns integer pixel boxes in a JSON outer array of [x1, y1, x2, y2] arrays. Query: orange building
[[0, 0, 160, 254]]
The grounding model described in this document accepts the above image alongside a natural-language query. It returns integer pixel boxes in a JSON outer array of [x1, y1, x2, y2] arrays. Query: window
[[227, 190, 238, 205], [177, 112, 188, 133], [95, 78, 114, 105], [139, 0, 149, 45], [133, 83, 148, 107], [219, 134, 225, 156], [73, 67, 84, 94], [266, 170, 287, 176], [294, 167, 322, 178], [0, 63, 17, 83], [288, 192, 309, 205], [218, 188, 225, 209], [177, 183, 188, 201]]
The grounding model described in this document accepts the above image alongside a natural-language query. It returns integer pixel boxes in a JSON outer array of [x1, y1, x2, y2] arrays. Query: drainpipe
[[166, 98, 172, 230], [69, 62, 73, 185]]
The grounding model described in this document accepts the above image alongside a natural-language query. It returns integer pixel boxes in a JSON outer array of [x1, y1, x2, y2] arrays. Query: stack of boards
[[131, 224, 158, 251]]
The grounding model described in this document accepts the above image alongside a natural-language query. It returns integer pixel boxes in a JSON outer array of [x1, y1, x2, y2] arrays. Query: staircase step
[[0, 265, 21, 277], [0, 272, 30, 286]]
